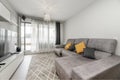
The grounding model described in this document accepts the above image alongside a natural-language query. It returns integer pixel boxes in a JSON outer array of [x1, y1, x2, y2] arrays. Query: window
[[21, 22, 32, 51], [25, 23, 32, 50]]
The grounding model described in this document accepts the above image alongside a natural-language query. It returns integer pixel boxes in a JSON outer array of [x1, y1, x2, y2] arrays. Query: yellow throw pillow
[[65, 42, 72, 50], [75, 42, 86, 54]]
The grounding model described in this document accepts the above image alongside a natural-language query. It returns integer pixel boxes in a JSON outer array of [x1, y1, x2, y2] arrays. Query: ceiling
[[7, 0, 95, 21]]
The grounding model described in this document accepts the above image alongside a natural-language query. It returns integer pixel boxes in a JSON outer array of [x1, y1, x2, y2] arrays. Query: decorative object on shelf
[[0, 63, 5, 65], [22, 15, 26, 21], [16, 47, 21, 52]]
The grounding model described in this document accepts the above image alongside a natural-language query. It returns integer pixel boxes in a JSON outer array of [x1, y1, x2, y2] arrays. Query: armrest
[[55, 44, 65, 48], [72, 55, 120, 80]]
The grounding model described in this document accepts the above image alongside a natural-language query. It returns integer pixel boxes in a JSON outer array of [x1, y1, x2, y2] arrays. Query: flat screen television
[[0, 28, 17, 62]]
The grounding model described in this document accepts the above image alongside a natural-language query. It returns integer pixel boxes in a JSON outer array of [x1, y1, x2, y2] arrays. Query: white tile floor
[[10, 55, 32, 80]]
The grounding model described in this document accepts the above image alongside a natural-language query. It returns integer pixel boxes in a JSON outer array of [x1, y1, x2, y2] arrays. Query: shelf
[[0, 2, 10, 22]]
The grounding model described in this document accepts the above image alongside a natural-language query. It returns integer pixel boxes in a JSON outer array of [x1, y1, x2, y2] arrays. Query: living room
[[0, 0, 120, 80]]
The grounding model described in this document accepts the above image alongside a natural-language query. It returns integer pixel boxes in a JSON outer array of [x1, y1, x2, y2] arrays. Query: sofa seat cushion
[[72, 55, 120, 80], [62, 50, 76, 57], [55, 55, 95, 79]]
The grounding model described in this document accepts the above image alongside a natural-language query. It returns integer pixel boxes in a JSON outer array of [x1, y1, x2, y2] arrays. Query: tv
[[7, 30, 17, 53], [0, 28, 17, 62]]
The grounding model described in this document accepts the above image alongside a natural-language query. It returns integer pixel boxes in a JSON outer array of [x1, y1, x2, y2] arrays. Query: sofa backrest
[[66, 39, 75, 44], [74, 38, 89, 45], [87, 39, 117, 54], [66, 38, 89, 45]]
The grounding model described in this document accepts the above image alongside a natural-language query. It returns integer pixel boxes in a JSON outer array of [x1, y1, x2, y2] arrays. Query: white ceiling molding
[[7, 0, 95, 21]]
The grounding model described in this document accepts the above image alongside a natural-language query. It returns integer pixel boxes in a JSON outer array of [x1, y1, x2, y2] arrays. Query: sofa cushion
[[65, 42, 72, 50], [95, 51, 112, 59], [87, 39, 117, 54], [62, 49, 76, 57], [68, 43, 75, 51], [75, 42, 86, 54], [83, 47, 95, 59], [55, 55, 95, 80], [74, 38, 89, 45], [72, 55, 120, 80]]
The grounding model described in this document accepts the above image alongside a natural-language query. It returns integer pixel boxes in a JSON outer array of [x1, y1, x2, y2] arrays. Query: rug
[[26, 53, 60, 80]]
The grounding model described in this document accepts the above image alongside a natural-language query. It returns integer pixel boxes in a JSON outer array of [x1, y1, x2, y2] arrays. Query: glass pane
[[21, 23, 24, 51], [25, 23, 32, 50]]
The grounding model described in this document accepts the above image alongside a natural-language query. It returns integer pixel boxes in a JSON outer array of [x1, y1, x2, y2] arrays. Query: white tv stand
[[0, 52, 24, 80]]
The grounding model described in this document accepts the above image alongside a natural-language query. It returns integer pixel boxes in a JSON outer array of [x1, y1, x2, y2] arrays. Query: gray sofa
[[54, 38, 120, 80]]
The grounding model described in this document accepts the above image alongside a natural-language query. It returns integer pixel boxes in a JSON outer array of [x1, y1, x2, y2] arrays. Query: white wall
[[64, 0, 120, 55]]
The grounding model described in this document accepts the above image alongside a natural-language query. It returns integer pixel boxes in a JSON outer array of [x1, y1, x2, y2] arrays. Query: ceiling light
[[44, 13, 51, 21]]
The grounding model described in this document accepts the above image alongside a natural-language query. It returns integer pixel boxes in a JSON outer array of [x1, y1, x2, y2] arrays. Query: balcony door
[[21, 22, 32, 51]]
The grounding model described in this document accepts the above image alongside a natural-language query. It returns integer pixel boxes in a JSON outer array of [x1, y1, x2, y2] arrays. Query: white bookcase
[[0, 52, 24, 80], [0, 1, 18, 26]]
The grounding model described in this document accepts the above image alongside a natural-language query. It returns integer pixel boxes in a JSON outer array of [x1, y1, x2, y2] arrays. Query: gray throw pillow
[[68, 44, 75, 51], [83, 47, 95, 59]]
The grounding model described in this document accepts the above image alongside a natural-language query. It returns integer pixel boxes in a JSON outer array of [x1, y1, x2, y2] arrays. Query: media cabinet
[[0, 52, 24, 80]]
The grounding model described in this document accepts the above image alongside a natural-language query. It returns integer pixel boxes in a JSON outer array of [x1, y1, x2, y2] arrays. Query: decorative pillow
[[64, 42, 72, 50], [68, 44, 75, 51], [83, 47, 95, 59], [75, 41, 86, 54]]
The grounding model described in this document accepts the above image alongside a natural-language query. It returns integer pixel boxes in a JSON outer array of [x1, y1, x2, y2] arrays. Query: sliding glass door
[[21, 21, 56, 53], [21, 22, 32, 51]]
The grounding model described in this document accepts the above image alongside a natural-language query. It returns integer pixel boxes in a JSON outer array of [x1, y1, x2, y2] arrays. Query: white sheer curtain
[[31, 20, 56, 53]]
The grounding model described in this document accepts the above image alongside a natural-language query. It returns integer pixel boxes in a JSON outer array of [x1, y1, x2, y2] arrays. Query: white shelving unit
[[0, 52, 24, 80], [0, 1, 18, 26], [0, 2, 10, 22]]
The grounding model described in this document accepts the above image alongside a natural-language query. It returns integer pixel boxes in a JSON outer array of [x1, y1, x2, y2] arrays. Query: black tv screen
[[0, 28, 5, 57], [0, 41, 5, 57], [0, 28, 17, 61], [7, 30, 17, 53]]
